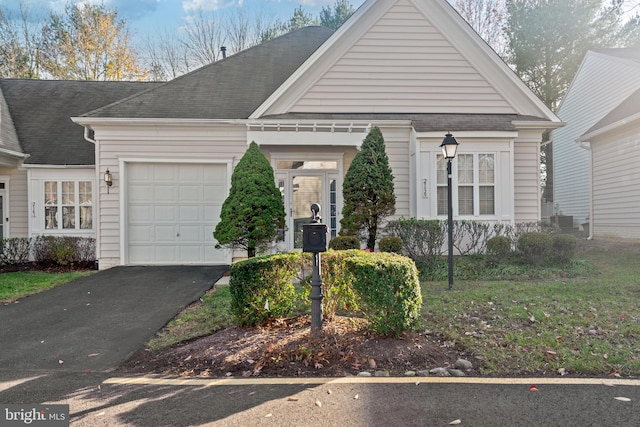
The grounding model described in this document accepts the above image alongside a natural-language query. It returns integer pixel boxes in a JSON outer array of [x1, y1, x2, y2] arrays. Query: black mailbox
[[302, 223, 328, 252], [302, 203, 327, 252]]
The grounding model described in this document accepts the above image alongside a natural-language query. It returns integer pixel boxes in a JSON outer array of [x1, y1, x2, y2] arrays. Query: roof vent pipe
[[221, 46, 227, 59]]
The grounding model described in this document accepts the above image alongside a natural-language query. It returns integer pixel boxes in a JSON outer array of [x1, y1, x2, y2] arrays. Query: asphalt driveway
[[0, 265, 227, 372]]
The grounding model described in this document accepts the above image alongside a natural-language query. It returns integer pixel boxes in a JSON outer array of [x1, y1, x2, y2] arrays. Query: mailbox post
[[302, 203, 327, 333]]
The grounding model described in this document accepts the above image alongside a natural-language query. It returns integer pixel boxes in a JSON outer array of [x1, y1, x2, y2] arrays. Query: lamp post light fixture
[[104, 169, 113, 194], [440, 133, 459, 291]]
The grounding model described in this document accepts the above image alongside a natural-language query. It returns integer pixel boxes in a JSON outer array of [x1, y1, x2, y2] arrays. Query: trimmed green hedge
[[228, 253, 299, 326], [517, 232, 552, 266], [343, 251, 422, 336], [328, 235, 360, 250], [230, 250, 422, 336], [379, 236, 403, 253]]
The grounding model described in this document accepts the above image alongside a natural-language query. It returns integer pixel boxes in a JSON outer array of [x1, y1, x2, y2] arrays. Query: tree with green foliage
[[340, 126, 396, 251], [214, 142, 285, 258], [506, 0, 639, 111], [260, 5, 317, 42], [41, 2, 146, 81], [505, 0, 640, 201], [320, 0, 356, 30]]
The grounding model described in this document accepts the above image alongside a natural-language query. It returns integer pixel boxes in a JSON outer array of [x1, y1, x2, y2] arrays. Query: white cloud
[[182, 0, 236, 12]]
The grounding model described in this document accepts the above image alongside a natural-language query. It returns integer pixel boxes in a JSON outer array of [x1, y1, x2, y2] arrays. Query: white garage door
[[126, 163, 228, 265]]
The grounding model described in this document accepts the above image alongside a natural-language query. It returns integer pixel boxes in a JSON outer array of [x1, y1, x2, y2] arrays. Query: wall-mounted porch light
[[104, 169, 113, 193]]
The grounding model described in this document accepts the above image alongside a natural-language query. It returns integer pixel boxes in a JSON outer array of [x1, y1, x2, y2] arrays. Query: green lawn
[[148, 242, 640, 377], [0, 271, 94, 302], [147, 284, 234, 350], [421, 244, 640, 376]]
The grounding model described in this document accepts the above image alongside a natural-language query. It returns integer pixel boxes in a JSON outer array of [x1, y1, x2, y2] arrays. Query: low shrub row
[[380, 218, 577, 267], [0, 236, 96, 267], [229, 250, 421, 336]]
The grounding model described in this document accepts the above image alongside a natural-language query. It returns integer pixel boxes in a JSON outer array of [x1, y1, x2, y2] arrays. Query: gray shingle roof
[[84, 26, 335, 119], [0, 79, 160, 165], [261, 113, 548, 131]]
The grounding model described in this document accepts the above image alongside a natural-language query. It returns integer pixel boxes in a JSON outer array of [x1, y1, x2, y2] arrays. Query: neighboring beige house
[[1, 0, 561, 269], [553, 48, 640, 229], [577, 87, 640, 239], [0, 80, 159, 249]]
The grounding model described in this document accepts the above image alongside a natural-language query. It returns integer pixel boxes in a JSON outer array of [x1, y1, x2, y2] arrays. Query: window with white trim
[[436, 153, 495, 217], [44, 181, 93, 230]]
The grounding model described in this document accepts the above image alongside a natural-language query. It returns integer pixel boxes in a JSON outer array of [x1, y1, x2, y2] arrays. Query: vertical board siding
[[290, 0, 513, 114], [514, 141, 540, 222], [591, 128, 640, 239], [96, 124, 247, 268], [553, 52, 640, 225]]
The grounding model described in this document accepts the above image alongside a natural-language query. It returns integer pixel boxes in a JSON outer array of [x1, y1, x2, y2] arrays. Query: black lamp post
[[440, 133, 459, 290]]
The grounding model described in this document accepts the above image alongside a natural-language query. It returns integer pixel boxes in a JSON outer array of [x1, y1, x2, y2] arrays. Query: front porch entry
[[274, 159, 342, 251]]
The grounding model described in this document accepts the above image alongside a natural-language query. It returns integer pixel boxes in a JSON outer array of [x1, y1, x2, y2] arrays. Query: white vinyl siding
[[591, 126, 640, 239], [93, 124, 246, 269], [513, 140, 540, 223], [378, 125, 411, 219], [290, 0, 513, 114], [553, 51, 640, 225], [0, 168, 28, 238]]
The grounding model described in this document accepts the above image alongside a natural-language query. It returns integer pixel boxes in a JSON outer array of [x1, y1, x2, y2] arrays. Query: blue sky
[[0, 0, 367, 38]]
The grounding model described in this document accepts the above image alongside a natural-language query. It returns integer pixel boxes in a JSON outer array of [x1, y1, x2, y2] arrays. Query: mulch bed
[[119, 316, 474, 378]]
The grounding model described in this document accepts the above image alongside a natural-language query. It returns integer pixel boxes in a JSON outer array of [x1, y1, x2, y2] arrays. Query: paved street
[[2, 372, 639, 426]]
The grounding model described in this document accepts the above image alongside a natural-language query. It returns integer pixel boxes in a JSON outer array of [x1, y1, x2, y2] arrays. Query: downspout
[[83, 126, 96, 144], [578, 140, 593, 240]]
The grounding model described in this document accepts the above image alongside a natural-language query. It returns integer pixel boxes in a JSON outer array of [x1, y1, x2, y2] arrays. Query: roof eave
[[578, 113, 640, 142], [72, 117, 248, 127], [512, 120, 566, 130]]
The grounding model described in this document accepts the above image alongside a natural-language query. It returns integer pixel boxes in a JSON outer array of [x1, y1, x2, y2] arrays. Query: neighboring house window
[[436, 153, 495, 217], [44, 181, 93, 230]]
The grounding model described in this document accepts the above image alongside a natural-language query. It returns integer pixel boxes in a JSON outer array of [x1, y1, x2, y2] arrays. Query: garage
[[126, 162, 229, 265]]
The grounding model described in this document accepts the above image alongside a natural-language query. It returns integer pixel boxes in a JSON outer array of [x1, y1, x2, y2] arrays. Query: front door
[[275, 161, 341, 251], [292, 175, 323, 249]]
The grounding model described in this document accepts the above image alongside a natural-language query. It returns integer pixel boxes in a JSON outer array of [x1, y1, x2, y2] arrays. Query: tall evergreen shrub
[[341, 126, 396, 250], [214, 141, 285, 257]]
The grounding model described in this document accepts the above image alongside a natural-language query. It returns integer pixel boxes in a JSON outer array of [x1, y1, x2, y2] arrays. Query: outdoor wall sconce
[[104, 169, 113, 193]]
